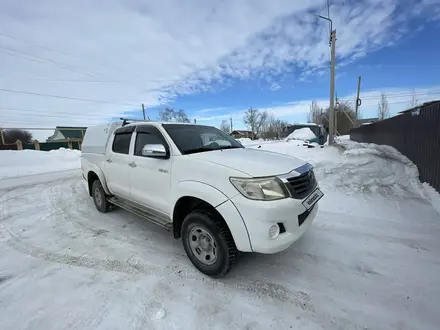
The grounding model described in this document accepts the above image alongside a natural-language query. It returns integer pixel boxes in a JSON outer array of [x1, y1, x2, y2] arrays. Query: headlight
[[230, 177, 289, 201]]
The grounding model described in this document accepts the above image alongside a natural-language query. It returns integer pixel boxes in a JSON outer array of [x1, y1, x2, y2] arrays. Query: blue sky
[[1, 0, 440, 138]]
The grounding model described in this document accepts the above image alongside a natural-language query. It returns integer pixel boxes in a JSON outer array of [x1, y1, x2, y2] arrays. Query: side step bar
[[107, 197, 172, 230]]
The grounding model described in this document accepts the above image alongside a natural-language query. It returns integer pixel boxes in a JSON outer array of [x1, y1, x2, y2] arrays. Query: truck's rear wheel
[[181, 211, 236, 277], [92, 180, 111, 213]]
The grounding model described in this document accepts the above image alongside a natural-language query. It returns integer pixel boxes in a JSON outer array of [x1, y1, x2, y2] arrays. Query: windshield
[[162, 124, 244, 155]]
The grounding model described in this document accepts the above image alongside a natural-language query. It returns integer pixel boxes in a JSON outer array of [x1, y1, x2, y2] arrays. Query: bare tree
[[219, 120, 230, 133], [377, 93, 390, 120], [175, 109, 190, 123], [321, 101, 356, 135], [307, 100, 321, 124], [260, 114, 288, 140], [158, 108, 190, 122], [257, 110, 268, 135], [2, 129, 33, 144], [243, 108, 261, 138], [409, 90, 419, 108]]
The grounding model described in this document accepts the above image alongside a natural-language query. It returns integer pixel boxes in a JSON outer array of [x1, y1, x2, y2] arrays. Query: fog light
[[268, 224, 280, 239]]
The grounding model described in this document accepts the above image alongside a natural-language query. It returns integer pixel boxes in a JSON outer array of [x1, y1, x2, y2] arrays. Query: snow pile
[[0, 148, 81, 179], [422, 183, 440, 215], [254, 138, 440, 211], [329, 139, 423, 198], [235, 138, 253, 145], [286, 128, 316, 142]]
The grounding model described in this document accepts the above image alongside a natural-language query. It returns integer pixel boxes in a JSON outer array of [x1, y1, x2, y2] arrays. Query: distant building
[[356, 118, 378, 126], [398, 100, 440, 115], [230, 130, 255, 139], [47, 126, 87, 142]]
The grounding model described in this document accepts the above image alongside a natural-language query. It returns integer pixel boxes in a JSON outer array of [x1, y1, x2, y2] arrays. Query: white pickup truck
[[81, 120, 323, 277]]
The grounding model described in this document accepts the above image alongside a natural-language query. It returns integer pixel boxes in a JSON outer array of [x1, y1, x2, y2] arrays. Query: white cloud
[[0, 0, 438, 129], [195, 85, 440, 123], [268, 82, 281, 91], [194, 107, 234, 114]]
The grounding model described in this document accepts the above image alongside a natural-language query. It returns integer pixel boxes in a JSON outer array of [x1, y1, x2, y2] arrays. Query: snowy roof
[[398, 100, 440, 114], [293, 122, 319, 126]]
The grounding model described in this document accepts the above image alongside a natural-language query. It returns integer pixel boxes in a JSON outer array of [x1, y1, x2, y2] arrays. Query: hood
[[189, 148, 306, 177]]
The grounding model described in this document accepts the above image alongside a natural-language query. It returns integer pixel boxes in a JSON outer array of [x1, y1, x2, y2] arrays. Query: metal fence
[[350, 101, 440, 192]]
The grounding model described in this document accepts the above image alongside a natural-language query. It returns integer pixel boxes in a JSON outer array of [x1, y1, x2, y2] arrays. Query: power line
[[0, 45, 164, 93], [1, 106, 119, 117], [2, 112, 108, 120], [0, 32, 104, 68], [0, 33, 186, 88], [0, 88, 138, 106], [340, 90, 440, 102], [0, 45, 100, 78]]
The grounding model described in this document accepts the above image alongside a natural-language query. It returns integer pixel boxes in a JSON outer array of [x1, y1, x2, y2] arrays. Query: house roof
[[56, 126, 87, 139], [231, 130, 252, 134], [398, 100, 440, 114], [356, 118, 378, 125]]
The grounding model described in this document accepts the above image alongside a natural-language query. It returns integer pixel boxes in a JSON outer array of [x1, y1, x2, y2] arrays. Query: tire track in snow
[[0, 175, 367, 329], [0, 224, 160, 276]]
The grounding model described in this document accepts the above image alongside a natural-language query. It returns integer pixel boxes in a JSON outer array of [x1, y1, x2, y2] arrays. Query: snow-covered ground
[[1, 140, 440, 330], [0, 148, 81, 179]]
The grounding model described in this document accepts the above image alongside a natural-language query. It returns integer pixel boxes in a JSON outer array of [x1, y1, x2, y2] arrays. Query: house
[[398, 100, 440, 115], [230, 130, 255, 139], [356, 118, 378, 126], [46, 126, 87, 142]]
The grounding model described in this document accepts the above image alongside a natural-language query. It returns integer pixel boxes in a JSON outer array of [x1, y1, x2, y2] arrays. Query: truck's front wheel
[[92, 180, 111, 213], [182, 211, 237, 277]]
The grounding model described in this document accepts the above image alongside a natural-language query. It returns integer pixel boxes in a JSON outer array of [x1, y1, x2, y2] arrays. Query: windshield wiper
[[184, 146, 216, 155], [185, 145, 243, 155], [217, 145, 243, 150]]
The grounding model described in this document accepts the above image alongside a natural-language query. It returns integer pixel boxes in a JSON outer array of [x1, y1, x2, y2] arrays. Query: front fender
[[87, 163, 111, 195], [174, 181, 252, 252]]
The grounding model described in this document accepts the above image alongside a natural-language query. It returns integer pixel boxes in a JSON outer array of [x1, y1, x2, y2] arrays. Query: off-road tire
[[92, 180, 111, 213], [182, 210, 237, 277]]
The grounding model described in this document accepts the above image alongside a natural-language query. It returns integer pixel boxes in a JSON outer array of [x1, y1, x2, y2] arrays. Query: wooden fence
[[0, 138, 82, 151], [0, 127, 83, 152]]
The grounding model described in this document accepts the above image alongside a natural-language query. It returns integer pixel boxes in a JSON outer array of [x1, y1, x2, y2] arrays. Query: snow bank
[[335, 138, 440, 213], [422, 183, 440, 215], [254, 138, 440, 213], [286, 128, 316, 141], [235, 138, 276, 147], [0, 148, 81, 179], [235, 138, 253, 145]]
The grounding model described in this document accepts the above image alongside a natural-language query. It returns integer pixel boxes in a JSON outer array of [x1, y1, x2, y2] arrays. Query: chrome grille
[[285, 169, 317, 199]]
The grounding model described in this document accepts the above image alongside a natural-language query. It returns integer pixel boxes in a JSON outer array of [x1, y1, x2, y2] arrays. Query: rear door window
[[112, 133, 132, 154]]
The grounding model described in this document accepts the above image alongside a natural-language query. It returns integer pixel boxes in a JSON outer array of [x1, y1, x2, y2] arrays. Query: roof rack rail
[[119, 117, 150, 127]]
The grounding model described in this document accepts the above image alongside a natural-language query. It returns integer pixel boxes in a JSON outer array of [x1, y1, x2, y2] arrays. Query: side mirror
[[141, 144, 167, 157]]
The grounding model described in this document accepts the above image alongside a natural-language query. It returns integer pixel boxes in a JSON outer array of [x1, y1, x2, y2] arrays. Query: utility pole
[[329, 29, 336, 144], [355, 76, 362, 126], [316, 14, 336, 145], [141, 103, 146, 120], [334, 90, 339, 137], [230, 117, 233, 133]]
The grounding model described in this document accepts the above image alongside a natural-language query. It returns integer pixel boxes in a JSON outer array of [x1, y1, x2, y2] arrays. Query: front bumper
[[230, 193, 318, 253]]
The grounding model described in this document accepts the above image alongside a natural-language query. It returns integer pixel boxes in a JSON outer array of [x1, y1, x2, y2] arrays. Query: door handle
[[106, 159, 112, 163], [129, 162, 137, 168]]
